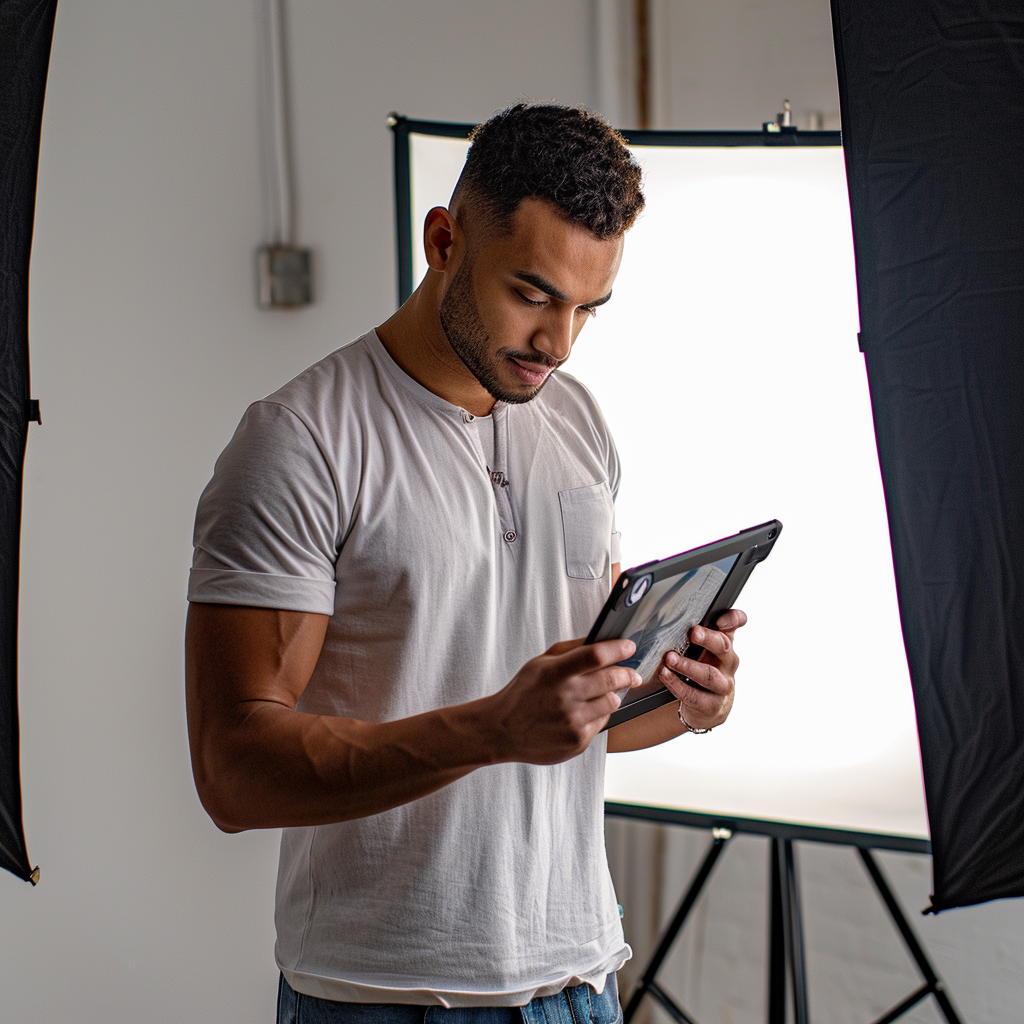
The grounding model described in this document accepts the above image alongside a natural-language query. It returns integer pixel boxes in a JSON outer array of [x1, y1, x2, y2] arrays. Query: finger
[[657, 665, 727, 716], [662, 655, 731, 695], [687, 624, 731, 658], [580, 664, 643, 701], [591, 689, 626, 719], [663, 648, 725, 683], [570, 690, 625, 739], [714, 608, 747, 633], [554, 638, 636, 675]]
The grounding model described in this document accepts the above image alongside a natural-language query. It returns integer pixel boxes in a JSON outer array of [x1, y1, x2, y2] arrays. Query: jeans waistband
[[277, 974, 622, 1024]]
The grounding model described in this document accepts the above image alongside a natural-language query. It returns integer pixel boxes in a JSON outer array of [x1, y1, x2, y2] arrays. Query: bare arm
[[185, 602, 641, 832]]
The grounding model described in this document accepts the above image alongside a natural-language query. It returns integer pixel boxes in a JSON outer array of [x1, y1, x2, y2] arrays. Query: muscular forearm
[[186, 604, 505, 832], [186, 603, 639, 833], [191, 696, 503, 832]]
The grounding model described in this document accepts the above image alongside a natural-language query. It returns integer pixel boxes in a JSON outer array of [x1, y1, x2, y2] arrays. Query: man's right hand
[[485, 639, 642, 764]]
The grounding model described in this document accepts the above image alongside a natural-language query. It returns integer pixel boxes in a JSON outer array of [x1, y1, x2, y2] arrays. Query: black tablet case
[[589, 520, 782, 729]]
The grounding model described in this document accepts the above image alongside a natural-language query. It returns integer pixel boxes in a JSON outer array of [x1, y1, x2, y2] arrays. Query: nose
[[531, 307, 576, 364]]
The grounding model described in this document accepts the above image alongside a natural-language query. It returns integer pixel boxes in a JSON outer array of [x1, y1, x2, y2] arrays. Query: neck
[[376, 277, 496, 416]]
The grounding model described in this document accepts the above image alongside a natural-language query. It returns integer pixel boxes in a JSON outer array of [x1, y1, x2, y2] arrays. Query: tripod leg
[[623, 832, 731, 1024], [783, 840, 810, 1024], [857, 849, 964, 1024], [768, 839, 786, 1024]]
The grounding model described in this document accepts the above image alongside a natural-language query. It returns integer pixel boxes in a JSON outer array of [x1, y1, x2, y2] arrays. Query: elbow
[[187, 714, 269, 832], [192, 776, 236, 832], [191, 758, 259, 834], [197, 782, 255, 834]]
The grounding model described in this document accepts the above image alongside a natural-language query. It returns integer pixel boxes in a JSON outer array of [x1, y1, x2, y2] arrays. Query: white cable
[[257, 0, 293, 245], [593, 0, 623, 126]]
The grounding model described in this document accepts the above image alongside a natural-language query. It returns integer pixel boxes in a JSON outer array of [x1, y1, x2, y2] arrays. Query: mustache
[[501, 350, 562, 370]]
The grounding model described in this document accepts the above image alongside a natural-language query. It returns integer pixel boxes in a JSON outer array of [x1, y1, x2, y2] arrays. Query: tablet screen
[[618, 553, 739, 707]]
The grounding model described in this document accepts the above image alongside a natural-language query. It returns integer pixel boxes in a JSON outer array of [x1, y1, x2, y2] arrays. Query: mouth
[[508, 356, 555, 386]]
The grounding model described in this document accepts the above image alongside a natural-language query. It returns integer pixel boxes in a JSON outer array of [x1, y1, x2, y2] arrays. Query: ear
[[423, 206, 459, 273]]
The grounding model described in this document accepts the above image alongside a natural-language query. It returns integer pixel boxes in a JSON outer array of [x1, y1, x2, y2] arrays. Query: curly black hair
[[451, 103, 645, 240]]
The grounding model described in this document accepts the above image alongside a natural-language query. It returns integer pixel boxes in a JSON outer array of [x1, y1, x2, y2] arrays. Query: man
[[186, 103, 744, 1023]]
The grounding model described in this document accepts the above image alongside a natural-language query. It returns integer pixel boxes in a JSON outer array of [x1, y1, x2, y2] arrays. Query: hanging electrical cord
[[634, 0, 651, 129], [593, 0, 624, 126], [259, 0, 291, 245], [255, 0, 312, 307]]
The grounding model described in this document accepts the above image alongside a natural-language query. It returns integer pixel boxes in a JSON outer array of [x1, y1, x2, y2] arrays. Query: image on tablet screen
[[621, 554, 739, 686]]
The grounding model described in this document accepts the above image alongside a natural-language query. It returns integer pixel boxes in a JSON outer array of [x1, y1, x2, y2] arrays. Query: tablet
[[588, 520, 782, 729]]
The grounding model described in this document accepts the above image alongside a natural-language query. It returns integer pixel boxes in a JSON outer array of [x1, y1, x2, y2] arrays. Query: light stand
[[608, 805, 963, 1024]]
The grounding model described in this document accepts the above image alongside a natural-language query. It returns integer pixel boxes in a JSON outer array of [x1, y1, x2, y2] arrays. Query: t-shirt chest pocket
[[558, 481, 614, 580]]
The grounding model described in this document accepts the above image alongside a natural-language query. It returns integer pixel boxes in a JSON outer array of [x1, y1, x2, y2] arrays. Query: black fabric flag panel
[[0, 0, 58, 882], [831, 0, 1024, 910]]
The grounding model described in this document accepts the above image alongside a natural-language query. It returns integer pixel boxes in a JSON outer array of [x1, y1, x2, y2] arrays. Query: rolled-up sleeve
[[188, 401, 341, 615]]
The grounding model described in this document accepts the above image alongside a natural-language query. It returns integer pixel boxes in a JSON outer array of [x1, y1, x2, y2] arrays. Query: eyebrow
[[513, 272, 613, 308]]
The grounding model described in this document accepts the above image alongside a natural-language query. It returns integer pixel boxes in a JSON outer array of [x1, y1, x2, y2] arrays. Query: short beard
[[438, 255, 557, 405]]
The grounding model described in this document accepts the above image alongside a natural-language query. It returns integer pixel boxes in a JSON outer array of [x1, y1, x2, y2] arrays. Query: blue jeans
[[277, 974, 623, 1024]]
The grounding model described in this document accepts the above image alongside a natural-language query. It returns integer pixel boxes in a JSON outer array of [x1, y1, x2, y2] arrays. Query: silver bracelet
[[678, 701, 712, 734]]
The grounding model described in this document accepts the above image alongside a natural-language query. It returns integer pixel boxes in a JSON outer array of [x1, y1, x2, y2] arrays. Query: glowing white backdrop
[[409, 133, 928, 839]]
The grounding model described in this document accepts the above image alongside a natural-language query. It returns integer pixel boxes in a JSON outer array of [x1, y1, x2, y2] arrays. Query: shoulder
[[209, 333, 382, 484], [541, 369, 615, 443], [244, 332, 404, 462], [261, 333, 378, 427]]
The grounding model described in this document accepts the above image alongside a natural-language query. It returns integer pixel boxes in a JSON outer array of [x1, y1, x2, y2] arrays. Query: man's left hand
[[658, 608, 746, 732]]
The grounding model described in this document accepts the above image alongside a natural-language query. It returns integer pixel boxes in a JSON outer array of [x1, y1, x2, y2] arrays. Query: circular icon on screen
[[624, 573, 653, 608]]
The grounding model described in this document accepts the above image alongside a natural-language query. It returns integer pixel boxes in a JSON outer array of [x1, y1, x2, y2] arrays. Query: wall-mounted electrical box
[[257, 244, 313, 307]]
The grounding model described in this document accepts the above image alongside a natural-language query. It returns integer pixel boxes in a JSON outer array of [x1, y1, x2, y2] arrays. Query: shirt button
[[504, 530, 517, 543], [462, 411, 475, 423]]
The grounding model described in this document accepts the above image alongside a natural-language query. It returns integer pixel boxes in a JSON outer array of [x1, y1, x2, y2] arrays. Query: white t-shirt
[[189, 331, 630, 1006]]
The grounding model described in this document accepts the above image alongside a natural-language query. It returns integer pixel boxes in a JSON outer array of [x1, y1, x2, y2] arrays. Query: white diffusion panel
[[407, 133, 928, 840], [410, 133, 474, 284]]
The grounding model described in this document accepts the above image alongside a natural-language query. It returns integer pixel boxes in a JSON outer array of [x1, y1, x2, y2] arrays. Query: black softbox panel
[[0, 0, 57, 883], [831, 1, 1024, 910]]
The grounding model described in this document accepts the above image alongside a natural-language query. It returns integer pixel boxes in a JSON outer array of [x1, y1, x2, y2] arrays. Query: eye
[[514, 289, 546, 307]]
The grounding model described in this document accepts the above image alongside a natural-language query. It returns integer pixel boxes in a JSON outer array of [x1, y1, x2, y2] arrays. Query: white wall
[[599, 0, 841, 131], [649, 0, 842, 130], [1, 1, 1019, 1022], [4, 2, 591, 1021]]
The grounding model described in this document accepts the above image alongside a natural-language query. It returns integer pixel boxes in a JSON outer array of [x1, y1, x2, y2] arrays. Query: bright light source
[[408, 135, 927, 839]]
